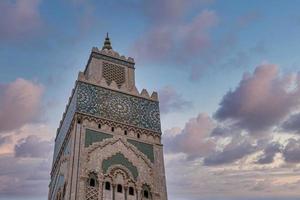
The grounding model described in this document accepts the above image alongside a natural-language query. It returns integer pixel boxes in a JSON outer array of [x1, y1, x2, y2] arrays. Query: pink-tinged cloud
[[142, 0, 201, 25], [0, 0, 42, 40], [164, 113, 216, 159], [0, 78, 44, 132], [237, 11, 262, 28], [132, 9, 218, 62], [179, 10, 218, 55], [214, 63, 300, 133], [158, 86, 192, 114]]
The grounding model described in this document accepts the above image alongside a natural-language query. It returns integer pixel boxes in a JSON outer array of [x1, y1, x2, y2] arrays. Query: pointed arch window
[[129, 187, 134, 195], [105, 182, 111, 190], [117, 184, 123, 193]]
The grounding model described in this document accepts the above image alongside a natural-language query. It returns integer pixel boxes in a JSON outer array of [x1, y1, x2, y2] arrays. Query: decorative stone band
[[78, 113, 161, 138]]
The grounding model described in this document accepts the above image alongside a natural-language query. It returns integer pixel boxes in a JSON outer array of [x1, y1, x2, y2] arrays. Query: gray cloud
[[15, 135, 53, 158], [0, 154, 51, 196], [214, 64, 300, 134], [281, 113, 300, 134], [0, 135, 11, 146], [282, 138, 300, 163], [203, 136, 257, 166], [158, 86, 192, 114], [255, 142, 282, 164]]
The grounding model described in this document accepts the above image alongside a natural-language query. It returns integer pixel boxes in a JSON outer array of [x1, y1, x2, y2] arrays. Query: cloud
[[0, 124, 53, 197], [282, 138, 300, 163], [163, 63, 300, 166], [237, 11, 262, 28], [281, 113, 300, 134], [0, 77, 52, 197], [256, 142, 282, 164], [0, 0, 42, 41], [0, 78, 44, 133], [164, 113, 216, 159], [133, 9, 218, 63], [141, 0, 211, 26], [15, 135, 53, 158], [0, 154, 51, 196], [165, 151, 300, 199], [203, 135, 257, 166], [158, 86, 192, 114], [214, 63, 300, 133]]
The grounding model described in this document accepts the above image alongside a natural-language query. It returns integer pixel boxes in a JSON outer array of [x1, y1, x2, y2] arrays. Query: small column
[[112, 183, 116, 200], [124, 186, 128, 200], [98, 174, 104, 200], [136, 187, 142, 200]]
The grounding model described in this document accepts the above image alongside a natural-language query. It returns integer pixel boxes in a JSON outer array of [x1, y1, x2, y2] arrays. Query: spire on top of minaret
[[102, 32, 112, 50]]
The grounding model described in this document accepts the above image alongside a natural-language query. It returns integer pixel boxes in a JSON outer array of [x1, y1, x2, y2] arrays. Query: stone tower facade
[[48, 35, 168, 200]]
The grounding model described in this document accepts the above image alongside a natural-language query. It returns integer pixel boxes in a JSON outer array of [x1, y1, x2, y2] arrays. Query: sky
[[1, 0, 300, 199]]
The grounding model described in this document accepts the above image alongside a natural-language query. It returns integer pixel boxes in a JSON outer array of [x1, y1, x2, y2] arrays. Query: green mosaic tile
[[127, 139, 154, 163], [102, 153, 138, 180], [85, 129, 113, 147]]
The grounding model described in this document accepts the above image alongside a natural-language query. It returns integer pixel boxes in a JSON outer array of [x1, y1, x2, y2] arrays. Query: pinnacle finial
[[102, 32, 112, 50]]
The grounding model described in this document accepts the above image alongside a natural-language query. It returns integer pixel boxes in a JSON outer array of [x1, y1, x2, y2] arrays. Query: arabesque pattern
[[77, 82, 161, 133]]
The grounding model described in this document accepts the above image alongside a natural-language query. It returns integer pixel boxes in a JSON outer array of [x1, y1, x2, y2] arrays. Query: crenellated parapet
[[92, 47, 135, 65], [78, 71, 159, 101]]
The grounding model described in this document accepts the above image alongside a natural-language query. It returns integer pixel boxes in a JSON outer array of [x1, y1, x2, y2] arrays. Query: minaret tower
[[49, 35, 168, 200]]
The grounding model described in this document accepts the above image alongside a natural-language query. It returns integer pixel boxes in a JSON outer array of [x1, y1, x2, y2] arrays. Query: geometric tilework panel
[[77, 82, 161, 133], [127, 139, 154, 163], [102, 153, 138, 180], [85, 129, 113, 147]]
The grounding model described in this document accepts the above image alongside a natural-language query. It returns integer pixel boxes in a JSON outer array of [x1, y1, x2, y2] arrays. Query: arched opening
[[86, 172, 99, 199], [129, 187, 134, 195], [143, 190, 149, 198], [111, 127, 115, 132], [89, 178, 96, 187], [117, 184, 123, 193], [103, 180, 113, 200], [105, 182, 111, 190], [141, 184, 151, 199]]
